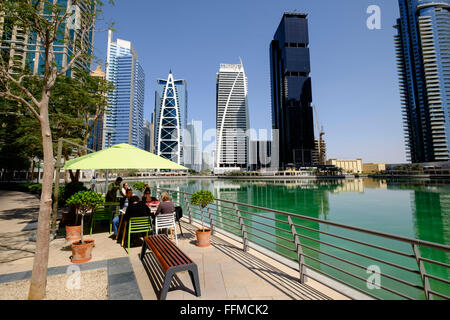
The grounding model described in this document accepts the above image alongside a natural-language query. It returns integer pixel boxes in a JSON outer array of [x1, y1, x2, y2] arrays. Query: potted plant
[[190, 190, 215, 247], [61, 182, 87, 239], [66, 190, 104, 263]]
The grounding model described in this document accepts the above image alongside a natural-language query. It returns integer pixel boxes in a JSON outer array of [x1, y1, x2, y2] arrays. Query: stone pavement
[[0, 190, 347, 300]]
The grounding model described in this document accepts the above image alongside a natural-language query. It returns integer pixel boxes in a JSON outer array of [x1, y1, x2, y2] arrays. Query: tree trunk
[[28, 97, 54, 300]]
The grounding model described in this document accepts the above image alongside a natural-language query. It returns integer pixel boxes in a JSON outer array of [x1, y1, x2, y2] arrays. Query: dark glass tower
[[395, 0, 450, 163], [270, 13, 315, 169]]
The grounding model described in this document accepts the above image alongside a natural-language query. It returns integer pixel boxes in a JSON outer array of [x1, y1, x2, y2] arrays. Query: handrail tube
[[419, 257, 450, 269], [244, 229, 297, 253], [243, 222, 297, 245], [303, 253, 415, 300], [300, 242, 424, 290], [294, 231, 420, 275], [162, 188, 450, 252], [292, 222, 415, 259], [424, 273, 450, 285]]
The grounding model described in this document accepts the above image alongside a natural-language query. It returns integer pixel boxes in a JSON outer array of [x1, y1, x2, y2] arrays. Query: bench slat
[[151, 236, 189, 267], [145, 235, 193, 270], [158, 235, 192, 266]]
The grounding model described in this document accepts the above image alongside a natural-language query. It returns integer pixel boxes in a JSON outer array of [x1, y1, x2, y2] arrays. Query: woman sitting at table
[[142, 188, 160, 207], [155, 192, 175, 216]]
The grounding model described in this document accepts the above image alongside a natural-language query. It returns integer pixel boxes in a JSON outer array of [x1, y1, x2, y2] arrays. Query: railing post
[[184, 194, 192, 224], [288, 216, 305, 283], [208, 206, 214, 235], [235, 204, 248, 252], [412, 244, 432, 300]]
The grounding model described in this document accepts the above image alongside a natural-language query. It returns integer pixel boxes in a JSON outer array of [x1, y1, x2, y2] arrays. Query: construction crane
[[313, 105, 325, 165]]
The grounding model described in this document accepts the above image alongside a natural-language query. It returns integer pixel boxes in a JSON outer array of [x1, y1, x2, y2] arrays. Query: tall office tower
[[270, 13, 315, 169], [395, 0, 450, 162], [143, 119, 151, 152], [215, 61, 250, 171], [87, 65, 106, 152], [0, 0, 95, 75], [154, 71, 187, 164], [185, 120, 202, 172], [104, 30, 145, 149]]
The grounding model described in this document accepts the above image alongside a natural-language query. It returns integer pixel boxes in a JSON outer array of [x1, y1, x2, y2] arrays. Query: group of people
[[106, 177, 176, 239]]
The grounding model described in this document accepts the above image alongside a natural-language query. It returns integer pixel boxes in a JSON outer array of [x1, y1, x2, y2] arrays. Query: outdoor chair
[[90, 206, 114, 235], [121, 216, 153, 254], [155, 212, 178, 245]]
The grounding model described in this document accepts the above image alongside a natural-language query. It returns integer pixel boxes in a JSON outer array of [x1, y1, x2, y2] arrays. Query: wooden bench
[[140, 234, 201, 300]]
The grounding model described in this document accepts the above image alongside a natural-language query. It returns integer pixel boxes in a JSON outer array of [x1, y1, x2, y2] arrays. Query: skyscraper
[[0, 0, 95, 75], [104, 30, 145, 149], [215, 61, 250, 172], [154, 71, 187, 164], [395, 0, 450, 162], [270, 12, 315, 169]]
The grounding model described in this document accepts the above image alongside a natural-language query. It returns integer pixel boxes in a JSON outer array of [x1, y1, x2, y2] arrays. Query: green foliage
[[132, 182, 147, 192], [66, 190, 104, 215], [59, 182, 87, 207], [191, 190, 215, 208]]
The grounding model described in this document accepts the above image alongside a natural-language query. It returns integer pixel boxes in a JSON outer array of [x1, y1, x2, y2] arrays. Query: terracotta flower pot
[[71, 239, 95, 264], [65, 225, 81, 243], [195, 228, 211, 247]]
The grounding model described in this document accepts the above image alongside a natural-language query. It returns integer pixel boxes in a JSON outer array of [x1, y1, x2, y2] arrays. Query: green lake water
[[114, 177, 450, 299]]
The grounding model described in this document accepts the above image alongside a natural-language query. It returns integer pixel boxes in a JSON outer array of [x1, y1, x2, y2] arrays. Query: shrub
[[132, 182, 147, 192], [66, 190, 104, 243]]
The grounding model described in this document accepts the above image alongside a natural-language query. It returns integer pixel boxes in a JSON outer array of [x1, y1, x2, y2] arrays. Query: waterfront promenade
[[0, 191, 346, 300]]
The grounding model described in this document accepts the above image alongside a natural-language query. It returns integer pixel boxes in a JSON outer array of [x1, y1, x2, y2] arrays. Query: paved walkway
[[0, 190, 347, 300]]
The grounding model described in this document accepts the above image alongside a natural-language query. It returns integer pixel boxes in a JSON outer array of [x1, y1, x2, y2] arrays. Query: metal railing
[[157, 188, 450, 300]]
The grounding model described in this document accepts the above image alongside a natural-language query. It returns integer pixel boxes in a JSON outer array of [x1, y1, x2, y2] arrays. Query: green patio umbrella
[[63, 143, 188, 170]]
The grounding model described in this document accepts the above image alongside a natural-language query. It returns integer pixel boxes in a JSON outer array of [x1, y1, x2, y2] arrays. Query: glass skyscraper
[[104, 30, 145, 149], [215, 61, 249, 171], [395, 0, 450, 162], [0, 0, 95, 76], [154, 71, 187, 164], [270, 12, 315, 169]]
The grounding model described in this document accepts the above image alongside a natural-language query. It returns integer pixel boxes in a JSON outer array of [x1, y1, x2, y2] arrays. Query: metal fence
[[157, 188, 450, 300]]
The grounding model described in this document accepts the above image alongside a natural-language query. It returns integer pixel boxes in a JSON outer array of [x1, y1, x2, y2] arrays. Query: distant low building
[[326, 158, 363, 174], [362, 163, 386, 173]]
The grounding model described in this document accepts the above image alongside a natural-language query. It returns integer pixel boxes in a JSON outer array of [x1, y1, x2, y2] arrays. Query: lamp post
[[103, 128, 115, 195]]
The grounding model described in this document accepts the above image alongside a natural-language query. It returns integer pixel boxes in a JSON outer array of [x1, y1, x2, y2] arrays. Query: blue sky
[[94, 0, 404, 163]]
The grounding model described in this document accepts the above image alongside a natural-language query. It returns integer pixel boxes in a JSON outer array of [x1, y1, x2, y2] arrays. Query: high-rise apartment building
[[270, 13, 315, 169], [0, 0, 95, 75], [104, 30, 145, 149], [215, 61, 250, 171], [395, 0, 450, 162], [154, 71, 187, 164]]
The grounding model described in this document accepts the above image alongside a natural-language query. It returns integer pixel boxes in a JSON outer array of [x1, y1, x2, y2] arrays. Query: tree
[[0, 0, 111, 300]]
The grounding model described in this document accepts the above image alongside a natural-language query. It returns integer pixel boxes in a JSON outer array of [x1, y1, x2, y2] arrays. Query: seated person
[[142, 188, 160, 207], [155, 192, 175, 216], [124, 196, 151, 222], [120, 188, 133, 210], [120, 182, 130, 198], [113, 195, 151, 237]]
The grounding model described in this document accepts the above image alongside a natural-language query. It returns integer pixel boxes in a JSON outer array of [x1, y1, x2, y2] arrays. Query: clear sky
[[94, 0, 405, 163]]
